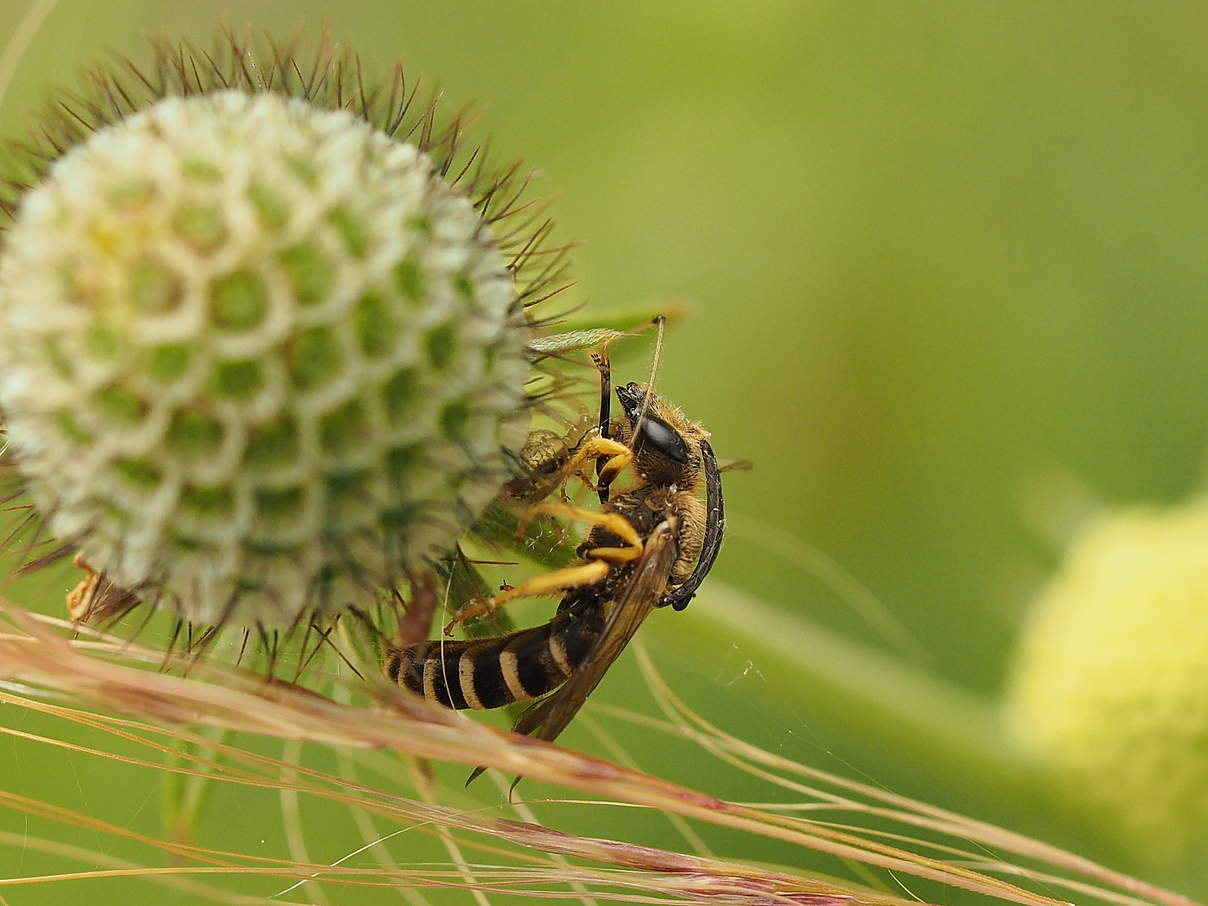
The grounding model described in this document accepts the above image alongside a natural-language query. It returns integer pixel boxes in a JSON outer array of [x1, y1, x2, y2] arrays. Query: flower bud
[[1005, 505, 1208, 871]]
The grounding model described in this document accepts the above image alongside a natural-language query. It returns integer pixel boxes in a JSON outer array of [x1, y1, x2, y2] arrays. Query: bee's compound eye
[[615, 383, 645, 420], [638, 415, 690, 464]]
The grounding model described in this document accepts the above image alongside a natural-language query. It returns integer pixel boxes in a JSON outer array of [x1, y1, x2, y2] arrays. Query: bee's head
[[615, 382, 708, 485]]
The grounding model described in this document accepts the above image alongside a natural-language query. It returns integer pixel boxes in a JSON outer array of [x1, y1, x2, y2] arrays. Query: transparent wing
[[512, 518, 678, 745]]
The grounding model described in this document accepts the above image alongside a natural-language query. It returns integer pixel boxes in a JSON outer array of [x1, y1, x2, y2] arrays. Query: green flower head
[[0, 34, 563, 628]]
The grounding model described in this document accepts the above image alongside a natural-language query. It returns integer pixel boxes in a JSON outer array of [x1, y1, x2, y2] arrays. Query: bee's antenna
[[629, 315, 666, 451], [646, 314, 666, 390], [593, 315, 664, 501]]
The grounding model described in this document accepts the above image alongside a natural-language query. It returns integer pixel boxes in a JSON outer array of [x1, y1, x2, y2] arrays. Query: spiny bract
[[0, 85, 531, 627]]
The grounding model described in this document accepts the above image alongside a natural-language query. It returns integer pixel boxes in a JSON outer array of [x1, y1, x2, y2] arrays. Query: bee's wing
[[512, 517, 678, 745]]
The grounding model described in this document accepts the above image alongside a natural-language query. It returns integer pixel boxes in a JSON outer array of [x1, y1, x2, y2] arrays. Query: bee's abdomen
[[385, 605, 604, 709]]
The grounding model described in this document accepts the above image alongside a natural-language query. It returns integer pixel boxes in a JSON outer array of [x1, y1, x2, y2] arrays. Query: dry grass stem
[[0, 592, 1198, 906]]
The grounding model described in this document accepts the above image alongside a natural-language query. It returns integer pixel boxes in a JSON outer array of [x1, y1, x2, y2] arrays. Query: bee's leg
[[443, 559, 611, 634], [445, 504, 645, 633], [520, 502, 644, 562], [596, 447, 634, 488], [556, 437, 633, 491], [590, 350, 613, 502]]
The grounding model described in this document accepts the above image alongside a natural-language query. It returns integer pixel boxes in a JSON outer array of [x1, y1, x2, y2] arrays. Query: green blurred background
[[3, 0, 1208, 902]]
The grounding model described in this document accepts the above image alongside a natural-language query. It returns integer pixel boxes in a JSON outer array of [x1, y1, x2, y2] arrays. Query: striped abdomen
[[385, 604, 605, 710]]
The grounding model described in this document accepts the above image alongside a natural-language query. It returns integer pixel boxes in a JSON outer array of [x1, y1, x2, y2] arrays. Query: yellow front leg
[[558, 436, 634, 489]]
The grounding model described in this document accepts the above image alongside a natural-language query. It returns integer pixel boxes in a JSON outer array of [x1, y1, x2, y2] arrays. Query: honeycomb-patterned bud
[[1004, 505, 1208, 873], [0, 89, 530, 627]]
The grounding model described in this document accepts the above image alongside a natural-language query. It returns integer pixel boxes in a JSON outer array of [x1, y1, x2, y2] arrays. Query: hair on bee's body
[[385, 328, 727, 750]]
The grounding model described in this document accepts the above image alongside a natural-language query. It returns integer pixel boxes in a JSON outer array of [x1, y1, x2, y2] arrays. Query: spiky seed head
[[0, 86, 531, 627], [1004, 505, 1208, 870]]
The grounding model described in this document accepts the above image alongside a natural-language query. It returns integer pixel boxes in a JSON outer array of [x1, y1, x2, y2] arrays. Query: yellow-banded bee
[[385, 345, 726, 746]]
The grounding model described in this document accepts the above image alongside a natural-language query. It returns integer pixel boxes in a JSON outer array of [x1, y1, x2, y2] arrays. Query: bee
[[384, 343, 726, 748]]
